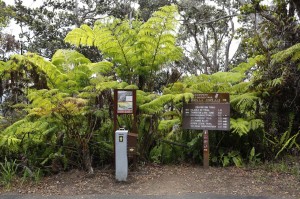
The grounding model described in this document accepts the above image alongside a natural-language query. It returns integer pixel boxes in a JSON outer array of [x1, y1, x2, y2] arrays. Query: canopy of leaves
[[65, 5, 182, 91], [0, 1, 299, 171]]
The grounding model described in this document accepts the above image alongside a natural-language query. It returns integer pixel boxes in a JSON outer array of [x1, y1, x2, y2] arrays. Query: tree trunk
[[82, 144, 94, 174], [291, 0, 300, 19], [224, 8, 235, 72]]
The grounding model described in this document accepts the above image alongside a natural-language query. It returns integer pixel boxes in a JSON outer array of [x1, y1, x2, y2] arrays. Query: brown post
[[132, 90, 138, 168], [113, 89, 118, 168], [113, 89, 138, 168], [203, 130, 209, 169]]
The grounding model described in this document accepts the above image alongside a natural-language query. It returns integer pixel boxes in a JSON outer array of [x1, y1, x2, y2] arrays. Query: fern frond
[[95, 81, 119, 92], [231, 56, 262, 73], [211, 72, 245, 84], [0, 135, 21, 151], [64, 24, 95, 47], [87, 61, 113, 74], [266, 77, 283, 88], [190, 82, 214, 93], [24, 53, 67, 87], [124, 85, 139, 90], [272, 43, 300, 64], [136, 90, 152, 105], [248, 119, 264, 131], [0, 60, 6, 74], [231, 92, 258, 112], [275, 131, 299, 159], [230, 82, 250, 94], [230, 118, 250, 136], [158, 118, 180, 131], [162, 110, 180, 118], [173, 93, 194, 103], [138, 5, 182, 70], [52, 49, 91, 69], [140, 94, 174, 114]]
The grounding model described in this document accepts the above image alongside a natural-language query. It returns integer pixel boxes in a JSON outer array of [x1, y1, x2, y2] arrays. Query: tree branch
[[181, 14, 238, 25]]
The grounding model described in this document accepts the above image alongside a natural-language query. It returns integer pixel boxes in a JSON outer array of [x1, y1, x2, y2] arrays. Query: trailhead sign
[[182, 93, 230, 168], [182, 93, 230, 131]]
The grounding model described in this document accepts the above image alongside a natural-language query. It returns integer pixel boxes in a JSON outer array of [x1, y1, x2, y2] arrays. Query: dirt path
[[1, 164, 299, 198]]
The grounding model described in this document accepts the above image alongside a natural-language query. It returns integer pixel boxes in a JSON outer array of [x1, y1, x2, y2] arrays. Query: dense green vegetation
[[0, 0, 299, 185]]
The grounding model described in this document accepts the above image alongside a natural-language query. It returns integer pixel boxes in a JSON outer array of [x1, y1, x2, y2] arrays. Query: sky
[[3, 0, 43, 37], [3, 0, 42, 6]]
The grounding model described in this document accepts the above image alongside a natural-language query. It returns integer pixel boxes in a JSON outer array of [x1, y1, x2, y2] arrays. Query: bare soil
[[1, 164, 300, 198]]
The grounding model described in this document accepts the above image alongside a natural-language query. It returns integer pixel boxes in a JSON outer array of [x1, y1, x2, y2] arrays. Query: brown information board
[[182, 93, 230, 131], [117, 90, 133, 114]]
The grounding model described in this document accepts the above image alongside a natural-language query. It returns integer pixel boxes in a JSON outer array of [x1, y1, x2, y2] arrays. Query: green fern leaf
[[231, 93, 258, 112], [87, 61, 113, 74], [266, 77, 283, 88], [140, 94, 174, 114], [64, 24, 95, 47], [158, 119, 180, 131], [52, 49, 91, 69], [230, 118, 250, 136], [248, 119, 264, 131]]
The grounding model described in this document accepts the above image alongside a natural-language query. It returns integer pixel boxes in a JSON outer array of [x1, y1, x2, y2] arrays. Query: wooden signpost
[[182, 93, 230, 168], [113, 89, 138, 166]]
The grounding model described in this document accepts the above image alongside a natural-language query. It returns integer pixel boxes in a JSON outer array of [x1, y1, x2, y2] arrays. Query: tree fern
[[138, 5, 182, 71], [65, 5, 182, 90]]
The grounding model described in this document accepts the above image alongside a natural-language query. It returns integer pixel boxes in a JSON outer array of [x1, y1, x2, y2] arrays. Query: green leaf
[[232, 156, 243, 167], [87, 61, 113, 74], [230, 118, 250, 136], [275, 131, 299, 159]]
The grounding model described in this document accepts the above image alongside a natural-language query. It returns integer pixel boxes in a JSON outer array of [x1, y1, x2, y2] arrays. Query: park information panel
[[182, 93, 230, 131]]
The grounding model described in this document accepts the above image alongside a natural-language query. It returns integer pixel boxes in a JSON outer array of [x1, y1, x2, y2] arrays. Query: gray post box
[[115, 128, 128, 181]]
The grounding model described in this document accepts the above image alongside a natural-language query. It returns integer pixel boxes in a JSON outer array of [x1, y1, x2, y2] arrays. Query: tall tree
[[176, 0, 240, 75], [238, 0, 300, 155], [65, 5, 182, 91], [0, 0, 19, 61], [11, 0, 137, 59]]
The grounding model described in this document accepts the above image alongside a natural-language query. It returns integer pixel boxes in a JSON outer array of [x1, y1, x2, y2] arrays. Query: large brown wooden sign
[[182, 93, 230, 169], [183, 93, 230, 131], [183, 103, 230, 130]]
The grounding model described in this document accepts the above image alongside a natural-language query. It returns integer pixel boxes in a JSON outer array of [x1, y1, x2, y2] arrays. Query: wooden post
[[113, 89, 138, 169], [113, 90, 118, 168], [203, 130, 209, 169]]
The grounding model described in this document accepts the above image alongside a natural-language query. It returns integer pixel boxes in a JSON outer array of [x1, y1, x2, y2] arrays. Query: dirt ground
[[1, 164, 300, 198], [0, 164, 300, 199]]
